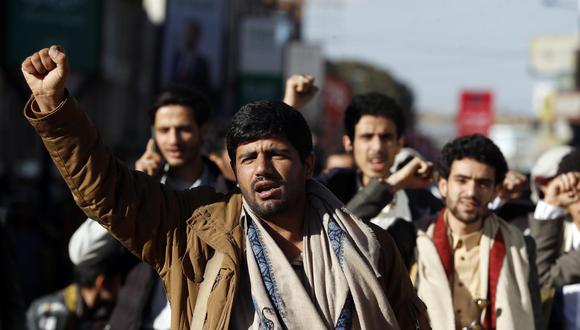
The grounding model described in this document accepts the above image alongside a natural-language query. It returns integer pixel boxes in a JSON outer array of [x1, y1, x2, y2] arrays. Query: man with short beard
[[415, 134, 540, 330], [21, 45, 429, 330]]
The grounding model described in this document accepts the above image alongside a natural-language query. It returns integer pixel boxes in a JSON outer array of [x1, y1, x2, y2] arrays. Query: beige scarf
[[242, 179, 399, 329], [416, 213, 535, 330]]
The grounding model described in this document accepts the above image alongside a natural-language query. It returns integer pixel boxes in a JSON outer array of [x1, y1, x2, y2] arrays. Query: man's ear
[[305, 153, 316, 178], [438, 177, 448, 199], [342, 135, 353, 153]]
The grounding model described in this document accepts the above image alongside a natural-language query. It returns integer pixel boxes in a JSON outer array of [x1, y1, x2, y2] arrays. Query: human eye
[[268, 149, 289, 161], [156, 127, 169, 134], [479, 180, 493, 189], [178, 126, 192, 134], [358, 133, 373, 141], [380, 133, 395, 143], [239, 153, 256, 165]]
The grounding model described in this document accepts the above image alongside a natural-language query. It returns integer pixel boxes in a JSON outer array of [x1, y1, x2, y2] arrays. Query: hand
[[386, 157, 434, 191], [282, 74, 319, 109], [21, 45, 69, 113], [135, 139, 164, 176], [498, 170, 527, 200], [544, 172, 580, 207]]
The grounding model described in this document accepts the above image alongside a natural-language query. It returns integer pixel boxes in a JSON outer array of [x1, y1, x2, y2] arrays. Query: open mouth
[[368, 158, 386, 171], [254, 181, 282, 199]]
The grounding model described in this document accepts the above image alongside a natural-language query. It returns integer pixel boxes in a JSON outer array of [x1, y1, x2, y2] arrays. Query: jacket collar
[[186, 192, 244, 262]]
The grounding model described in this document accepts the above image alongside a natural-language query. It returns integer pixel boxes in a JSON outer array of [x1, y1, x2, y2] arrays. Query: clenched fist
[[544, 171, 580, 207], [21, 45, 69, 113], [386, 157, 434, 191], [282, 74, 319, 110]]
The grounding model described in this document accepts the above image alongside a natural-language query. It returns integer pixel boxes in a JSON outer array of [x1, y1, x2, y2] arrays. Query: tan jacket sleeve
[[24, 95, 220, 276]]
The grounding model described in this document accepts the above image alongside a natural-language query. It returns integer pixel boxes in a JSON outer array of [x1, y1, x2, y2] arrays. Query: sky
[[303, 0, 578, 115]]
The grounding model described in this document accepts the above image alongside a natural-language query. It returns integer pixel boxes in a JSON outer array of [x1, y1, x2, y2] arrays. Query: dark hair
[[150, 85, 211, 126], [557, 148, 580, 175], [226, 101, 313, 168], [436, 134, 508, 185], [343, 92, 406, 140]]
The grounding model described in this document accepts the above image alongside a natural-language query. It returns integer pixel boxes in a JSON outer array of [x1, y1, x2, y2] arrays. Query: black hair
[[226, 101, 313, 169], [436, 134, 508, 185], [343, 92, 406, 140], [557, 148, 580, 175], [150, 85, 211, 126]]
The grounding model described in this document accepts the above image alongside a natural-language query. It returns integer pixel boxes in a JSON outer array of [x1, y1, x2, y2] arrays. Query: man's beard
[[446, 196, 488, 224], [250, 199, 288, 219], [246, 176, 288, 219]]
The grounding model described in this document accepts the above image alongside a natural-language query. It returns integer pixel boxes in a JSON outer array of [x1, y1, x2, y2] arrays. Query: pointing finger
[[146, 138, 156, 153]]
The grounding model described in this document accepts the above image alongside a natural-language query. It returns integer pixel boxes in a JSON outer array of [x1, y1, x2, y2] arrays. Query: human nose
[[167, 128, 180, 144], [369, 135, 382, 151], [255, 153, 273, 176], [464, 180, 477, 196]]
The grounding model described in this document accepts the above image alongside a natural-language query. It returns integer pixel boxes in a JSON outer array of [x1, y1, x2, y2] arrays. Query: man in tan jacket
[[21, 45, 429, 330]]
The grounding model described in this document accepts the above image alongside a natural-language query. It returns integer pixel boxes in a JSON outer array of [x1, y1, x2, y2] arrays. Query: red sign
[[457, 90, 494, 136], [320, 76, 352, 148]]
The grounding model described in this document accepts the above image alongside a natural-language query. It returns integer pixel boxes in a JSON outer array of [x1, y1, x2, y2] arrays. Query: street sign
[[457, 90, 494, 137]]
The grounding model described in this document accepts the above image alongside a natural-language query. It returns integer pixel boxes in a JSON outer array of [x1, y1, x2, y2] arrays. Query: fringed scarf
[[242, 180, 399, 330]]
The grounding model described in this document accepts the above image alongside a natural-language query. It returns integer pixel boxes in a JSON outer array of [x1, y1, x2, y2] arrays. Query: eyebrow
[[453, 174, 494, 184], [238, 147, 291, 159], [358, 131, 395, 138]]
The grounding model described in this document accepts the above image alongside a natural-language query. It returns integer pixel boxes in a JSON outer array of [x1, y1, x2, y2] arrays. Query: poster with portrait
[[160, 0, 227, 97]]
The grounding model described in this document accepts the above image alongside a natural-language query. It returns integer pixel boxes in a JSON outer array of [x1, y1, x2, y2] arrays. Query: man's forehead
[[154, 104, 196, 123], [355, 115, 397, 132], [449, 158, 496, 179], [236, 136, 293, 153]]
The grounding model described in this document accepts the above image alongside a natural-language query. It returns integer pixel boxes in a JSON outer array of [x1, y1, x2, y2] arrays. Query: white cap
[[530, 145, 573, 203], [68, 219, 120, 267]]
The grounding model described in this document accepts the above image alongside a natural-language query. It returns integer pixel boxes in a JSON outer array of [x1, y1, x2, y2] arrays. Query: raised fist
[[544, 171, 580, 207], [282, 74, 319, 110], [21, 45, 69, 113], [387, 157, 434, 191]]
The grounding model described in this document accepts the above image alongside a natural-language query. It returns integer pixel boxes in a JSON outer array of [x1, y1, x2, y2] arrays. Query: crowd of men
[[10, 44, 580, 330]]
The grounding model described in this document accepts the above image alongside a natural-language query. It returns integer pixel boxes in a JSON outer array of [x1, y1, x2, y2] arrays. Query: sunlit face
[[439, 158, 499, 225], [154, 105, 205, 168], [343, 115, 402, 185], [234, 137, 314, 219]]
